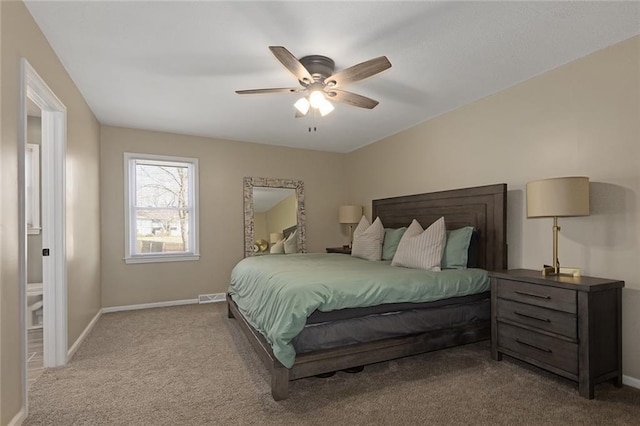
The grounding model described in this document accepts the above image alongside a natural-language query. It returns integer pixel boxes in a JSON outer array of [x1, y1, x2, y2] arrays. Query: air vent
[[198, 293, 226, 304]]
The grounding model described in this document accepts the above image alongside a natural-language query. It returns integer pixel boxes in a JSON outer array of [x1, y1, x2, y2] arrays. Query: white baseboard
[[8, 407, 26, 426], [101, 298, 198, 313], [623, 374, 640, 390], [67, 308, 102, 362]]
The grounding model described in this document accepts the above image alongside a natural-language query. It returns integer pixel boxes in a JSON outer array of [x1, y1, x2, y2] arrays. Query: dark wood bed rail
[[227, 294, 489, 400]]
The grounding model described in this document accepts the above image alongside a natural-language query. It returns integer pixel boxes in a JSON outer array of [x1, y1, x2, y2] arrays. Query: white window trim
[[26, 143, 41, 234], [124, 152, 200, 264]]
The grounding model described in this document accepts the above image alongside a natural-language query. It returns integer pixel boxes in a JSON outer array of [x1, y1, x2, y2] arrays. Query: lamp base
[[541, 265, 581, 277]]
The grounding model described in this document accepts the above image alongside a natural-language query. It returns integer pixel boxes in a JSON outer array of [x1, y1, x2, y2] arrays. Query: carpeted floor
[[25, 303, 640, 425]]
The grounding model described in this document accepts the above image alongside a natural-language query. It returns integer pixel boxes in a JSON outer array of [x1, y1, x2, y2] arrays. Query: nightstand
[[490, 269, 624, 399], [326, 246, 351, 254]]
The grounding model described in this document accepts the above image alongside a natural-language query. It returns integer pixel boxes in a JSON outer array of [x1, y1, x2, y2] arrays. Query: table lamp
[[526, 176, 589, 276], [270, 232, 283, 244], [338, 205, 362, 248]]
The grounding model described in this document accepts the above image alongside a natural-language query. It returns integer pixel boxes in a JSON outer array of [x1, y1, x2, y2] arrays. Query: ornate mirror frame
[[243, 177, 306, 257]]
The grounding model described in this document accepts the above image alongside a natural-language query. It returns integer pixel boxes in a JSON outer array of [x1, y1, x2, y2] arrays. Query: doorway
[[20, 59, 68, 414], [25, 98, 44, 387]]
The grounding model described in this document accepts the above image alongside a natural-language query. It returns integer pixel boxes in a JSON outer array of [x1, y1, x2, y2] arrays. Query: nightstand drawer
[[497, 299, 577, 339], [498, 323, 578, 375], [496, 279, 576, 314]]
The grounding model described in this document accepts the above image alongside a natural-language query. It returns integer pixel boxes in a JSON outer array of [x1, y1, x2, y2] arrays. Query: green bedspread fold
[[229, 253, 489, 368]]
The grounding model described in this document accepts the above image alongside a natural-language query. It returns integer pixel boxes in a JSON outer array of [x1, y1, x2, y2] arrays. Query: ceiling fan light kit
[[317, 97, 334, 116], [236, 46, 391, 118], [308, 89, 326, 109], [294, 97, 310, 115]]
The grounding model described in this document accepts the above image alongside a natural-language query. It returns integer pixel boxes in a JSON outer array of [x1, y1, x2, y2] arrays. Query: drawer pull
[[516, 338, 552, 353], [515, 290, 551, 300], [514, 310, 551, 323]]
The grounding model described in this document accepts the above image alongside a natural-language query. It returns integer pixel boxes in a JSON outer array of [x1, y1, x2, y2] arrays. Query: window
[[124, 153, 199, 263]]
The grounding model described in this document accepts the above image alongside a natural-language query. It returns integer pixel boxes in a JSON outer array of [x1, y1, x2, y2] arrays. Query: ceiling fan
[[236, 46, 391, 118]]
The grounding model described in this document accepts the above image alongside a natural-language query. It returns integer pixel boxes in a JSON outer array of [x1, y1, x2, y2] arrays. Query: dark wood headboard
[[282, 224, 297, 239], [372, 183, 507, 271]]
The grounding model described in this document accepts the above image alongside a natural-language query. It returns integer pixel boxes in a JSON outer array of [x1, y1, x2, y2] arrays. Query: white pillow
[[270, 239, 285, 254], [391, 217, 446, 271], [284, 230, 298, 254], [351, 216, 385, 261]]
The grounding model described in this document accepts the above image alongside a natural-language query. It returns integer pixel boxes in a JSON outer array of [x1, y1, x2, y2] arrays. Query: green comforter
[[228, 253, 489, 368]]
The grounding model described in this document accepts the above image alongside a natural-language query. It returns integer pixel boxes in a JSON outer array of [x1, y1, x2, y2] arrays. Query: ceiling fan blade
[[269, 46, 313, 84], [328, 89, 379, 109], [235, 88, 301, 95], [324, 56, 391, 88]]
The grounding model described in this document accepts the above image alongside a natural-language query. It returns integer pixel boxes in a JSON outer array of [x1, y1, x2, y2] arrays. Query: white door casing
[[19, 58, 68, 416]]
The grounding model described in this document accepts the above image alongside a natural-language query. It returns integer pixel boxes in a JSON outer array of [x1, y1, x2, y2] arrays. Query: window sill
[[124, 254, 200, 264]]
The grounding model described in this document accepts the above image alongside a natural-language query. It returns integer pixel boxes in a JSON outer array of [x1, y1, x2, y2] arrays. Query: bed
[[227, 183, 507, 400]]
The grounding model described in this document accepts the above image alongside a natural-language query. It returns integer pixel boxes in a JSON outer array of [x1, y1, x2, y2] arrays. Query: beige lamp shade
[[339, 205, 362, 224], [527, 177, 590, 218], [269, 232, 283, 244]]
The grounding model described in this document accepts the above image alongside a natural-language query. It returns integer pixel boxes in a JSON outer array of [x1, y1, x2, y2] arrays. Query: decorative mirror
[[243, 177, 306, 257]]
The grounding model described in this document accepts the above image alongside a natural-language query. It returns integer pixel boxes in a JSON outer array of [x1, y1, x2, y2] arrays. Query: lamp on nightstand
[[526, 176, 590, 277], [270, 232, 283, 244], [338, 205, 362, 248]]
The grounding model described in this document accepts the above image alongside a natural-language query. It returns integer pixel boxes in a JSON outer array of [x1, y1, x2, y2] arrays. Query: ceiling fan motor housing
[[299, 55, 335, 83]]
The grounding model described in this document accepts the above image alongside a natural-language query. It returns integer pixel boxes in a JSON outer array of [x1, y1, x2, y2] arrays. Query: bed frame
[[227, 183, 507, 400]]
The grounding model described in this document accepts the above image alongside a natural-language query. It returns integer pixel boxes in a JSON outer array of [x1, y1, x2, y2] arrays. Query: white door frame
[[19, 58, 68, 411]]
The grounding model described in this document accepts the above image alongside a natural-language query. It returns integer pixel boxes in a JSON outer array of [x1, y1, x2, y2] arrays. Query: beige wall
[[100, 126, 348, 307], [26, 114, 40, 142], [346, 36, 640, 379], [0, 2, 102, 424], [254, 212, 268, 243], [266, 194, 297, 237]]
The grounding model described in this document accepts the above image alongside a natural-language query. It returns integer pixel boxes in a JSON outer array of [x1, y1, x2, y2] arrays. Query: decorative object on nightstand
[[490, 269, 624, 399], [254, 239, 268, 253], [338, 205, 362, 248], [325, 246, 352, 254], [526, 176, 589, 276]]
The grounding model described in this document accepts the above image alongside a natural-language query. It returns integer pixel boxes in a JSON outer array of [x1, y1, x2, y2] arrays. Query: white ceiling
[[25, 1, 640, 153]]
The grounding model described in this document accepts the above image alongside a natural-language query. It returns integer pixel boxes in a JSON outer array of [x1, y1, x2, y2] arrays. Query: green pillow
[[382, 227, 407, 260], [442, 226, 475, 269]]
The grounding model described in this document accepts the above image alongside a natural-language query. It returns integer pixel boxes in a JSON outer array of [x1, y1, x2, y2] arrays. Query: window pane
[[136, 163, 189, 208], [135, 208, 189, 253]]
